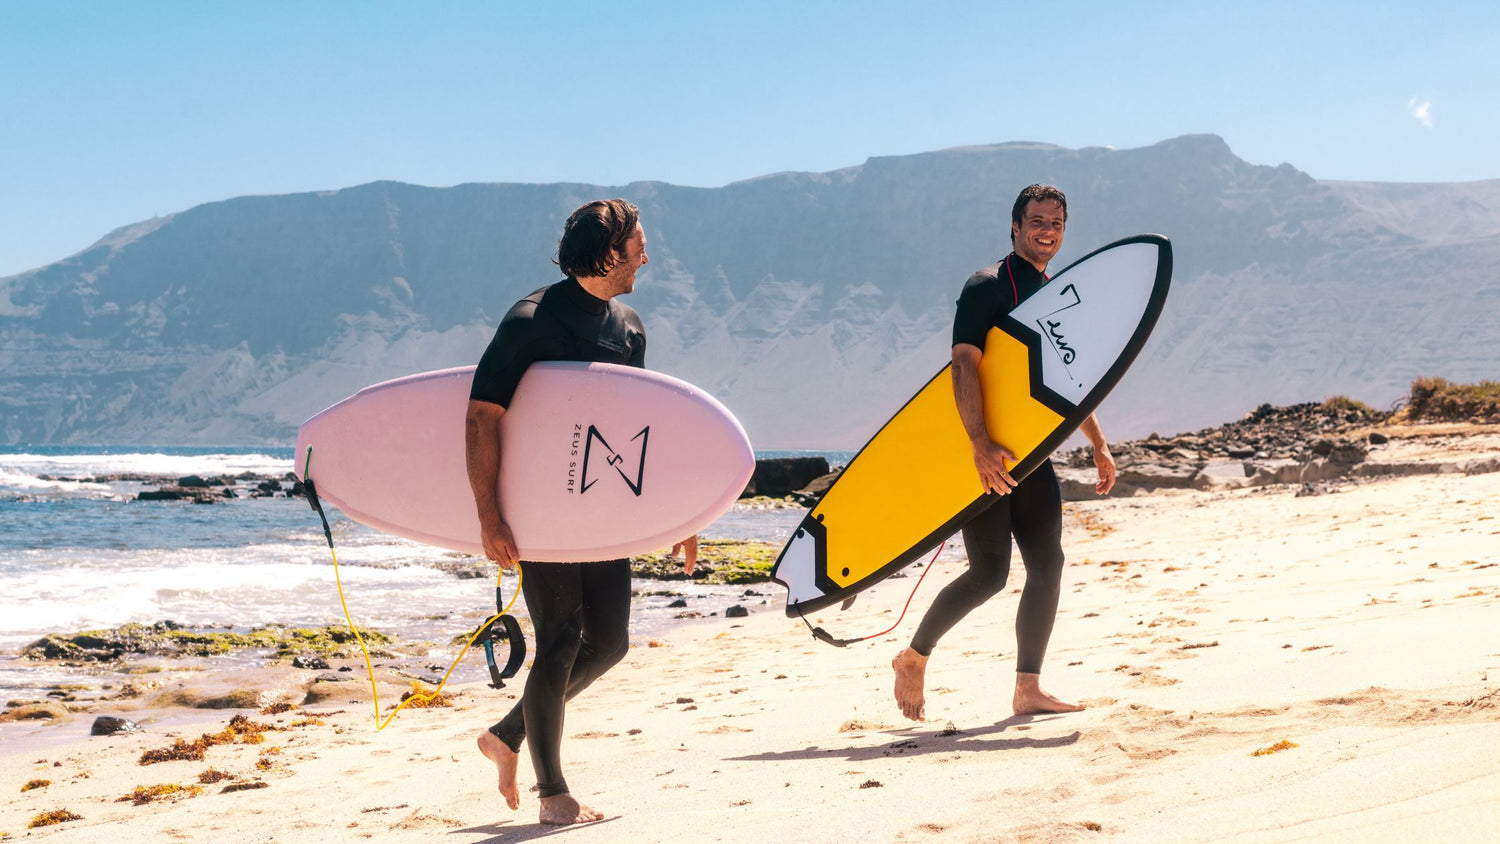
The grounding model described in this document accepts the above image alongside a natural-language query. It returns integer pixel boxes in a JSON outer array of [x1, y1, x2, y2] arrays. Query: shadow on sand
[[725, 713, 1082, 764]]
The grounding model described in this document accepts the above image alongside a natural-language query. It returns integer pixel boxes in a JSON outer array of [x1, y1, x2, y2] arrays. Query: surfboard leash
[[300, 446, 525, 731], [795, 541, 945, 647]]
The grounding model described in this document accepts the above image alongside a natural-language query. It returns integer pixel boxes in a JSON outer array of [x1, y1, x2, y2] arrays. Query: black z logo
[[580, 425, 650, 496]]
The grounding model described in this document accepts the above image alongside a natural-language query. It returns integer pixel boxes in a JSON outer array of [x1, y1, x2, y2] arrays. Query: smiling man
[[892, 184, 1117, 722]]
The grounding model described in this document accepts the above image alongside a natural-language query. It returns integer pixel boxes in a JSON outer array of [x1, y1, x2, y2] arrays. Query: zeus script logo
[[1036, 283, 1082, 367], [578, 424, 650, 496]]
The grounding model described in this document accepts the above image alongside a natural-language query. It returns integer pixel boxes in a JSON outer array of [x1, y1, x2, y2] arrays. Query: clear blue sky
[[2, 1, 1495, 277]]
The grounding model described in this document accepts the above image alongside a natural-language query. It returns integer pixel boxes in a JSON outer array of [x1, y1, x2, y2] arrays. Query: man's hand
[[973, 438, 1018, 496], [1079, 413, 1115, 496], [1093, 446, 1117, 495], [671, 535, 699, 576], [480, 518, 520, 569]]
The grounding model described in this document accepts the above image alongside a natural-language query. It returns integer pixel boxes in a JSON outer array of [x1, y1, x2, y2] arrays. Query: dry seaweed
[[118, 783, 203, 805], [197, 768, 235, 784], [397, 682, 454, 709], [140, 738, 208, 765], [140, 715, 280, 764], [28, 809, 82, 828], [1251, 739, 1299, 757]]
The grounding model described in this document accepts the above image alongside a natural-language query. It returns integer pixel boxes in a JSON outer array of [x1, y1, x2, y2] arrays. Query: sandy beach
[[4, 432, 1498, 842]]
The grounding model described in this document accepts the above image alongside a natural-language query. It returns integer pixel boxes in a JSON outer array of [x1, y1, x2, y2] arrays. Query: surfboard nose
[[771, 521, 824, 616]]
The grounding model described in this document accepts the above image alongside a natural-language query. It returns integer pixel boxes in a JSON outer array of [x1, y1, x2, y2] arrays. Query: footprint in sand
[[1110, 664, 1179, 687]]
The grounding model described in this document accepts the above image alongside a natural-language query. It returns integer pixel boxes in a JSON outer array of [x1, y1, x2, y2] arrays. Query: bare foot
[[476, 730, 520, 810], [539, 793, 604, 825], [1013, 672, 1085, 716], [892, 647, 929, 721]]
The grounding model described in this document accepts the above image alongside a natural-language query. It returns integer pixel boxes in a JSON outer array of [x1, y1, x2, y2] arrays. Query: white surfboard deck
[[295, 362, 755, 562]]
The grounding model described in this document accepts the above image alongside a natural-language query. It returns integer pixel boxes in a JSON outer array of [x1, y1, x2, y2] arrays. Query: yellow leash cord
[[303, 446, 522, 730]]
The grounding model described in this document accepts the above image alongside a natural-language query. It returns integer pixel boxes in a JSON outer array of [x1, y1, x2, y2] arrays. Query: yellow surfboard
[[772, 235, 1172, 616]]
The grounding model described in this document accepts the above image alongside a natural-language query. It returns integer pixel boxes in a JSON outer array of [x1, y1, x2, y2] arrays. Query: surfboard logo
[[580, 424, 650, 496], [1036, 282, 1082, 368]]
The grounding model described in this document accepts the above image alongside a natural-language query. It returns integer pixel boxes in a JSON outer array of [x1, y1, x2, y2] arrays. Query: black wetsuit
[[908, 254, 1066, 674], [470, 277, 646, 799]]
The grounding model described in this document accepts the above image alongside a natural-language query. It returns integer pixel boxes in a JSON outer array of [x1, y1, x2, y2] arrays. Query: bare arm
[[952, 343, 1017, 495], [465, 399, 519, 568], [1078, 412, 1116, 495]]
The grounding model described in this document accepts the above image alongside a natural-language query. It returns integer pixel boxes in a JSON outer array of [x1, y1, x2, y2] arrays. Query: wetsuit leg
[[1008, 460, 1065, 674], [487, 559, 631, 797], [909, 493, 1015, 656]]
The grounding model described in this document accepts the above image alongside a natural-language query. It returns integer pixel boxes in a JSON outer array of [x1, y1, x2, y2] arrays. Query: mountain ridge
[[3, 134, 1497, 448]]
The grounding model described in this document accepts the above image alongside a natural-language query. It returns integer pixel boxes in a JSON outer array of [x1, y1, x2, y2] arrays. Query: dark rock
[[1464, 456, 1500, 476], [136, 486, 222, 503], [176, 474, 213, 488], [667, 599, 688, 609], [23, 633, 127, 662], [796, 469, 843, 499], [1329, 442, 1368, 465], [90, 716, 141, 736], [291, 655, 330, 670], [1368, 432, 1389, 445], [742, 457, 831, 499], [1226, 444, 1256, 459], [724, 605, 750, 618]]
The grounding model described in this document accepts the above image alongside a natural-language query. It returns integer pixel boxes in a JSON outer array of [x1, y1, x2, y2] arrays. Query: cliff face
[[3, 134, 1498, 447]]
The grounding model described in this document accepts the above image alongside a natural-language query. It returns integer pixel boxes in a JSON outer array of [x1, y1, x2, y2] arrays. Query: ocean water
[[0, 446, 847, 701]]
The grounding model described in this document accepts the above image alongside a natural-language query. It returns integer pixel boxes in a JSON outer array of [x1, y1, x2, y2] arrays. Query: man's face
[[606, 225, 648, 295], [1011, 198, 1066, 269]]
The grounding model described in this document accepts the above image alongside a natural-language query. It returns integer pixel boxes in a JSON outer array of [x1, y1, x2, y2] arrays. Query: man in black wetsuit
[[466, 199, 696, 826], [892, 184, 1117, 721]]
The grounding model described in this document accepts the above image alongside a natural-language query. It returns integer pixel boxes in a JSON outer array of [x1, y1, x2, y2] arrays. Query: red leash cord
[[798, 541, 946, 647]]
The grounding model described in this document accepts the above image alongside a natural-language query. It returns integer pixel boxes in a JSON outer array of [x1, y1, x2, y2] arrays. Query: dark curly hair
[[555, 199, 640, 278], [1010, 184, 1067, 244]]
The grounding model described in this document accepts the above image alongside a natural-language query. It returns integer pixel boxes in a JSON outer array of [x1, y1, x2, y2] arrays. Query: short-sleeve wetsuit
[[907, 253, 1067, 674], [471, 276, 645, 799]]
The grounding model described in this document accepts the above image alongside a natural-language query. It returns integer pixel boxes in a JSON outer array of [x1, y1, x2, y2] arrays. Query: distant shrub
[[1406, 377, 1500, 422], [1321, 395, 1372, 413]]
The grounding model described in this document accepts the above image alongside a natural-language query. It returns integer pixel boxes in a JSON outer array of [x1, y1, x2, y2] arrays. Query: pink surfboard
[[294, 363, 755, 562]]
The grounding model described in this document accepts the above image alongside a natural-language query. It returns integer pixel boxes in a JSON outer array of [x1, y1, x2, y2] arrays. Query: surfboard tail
[[770, 514, 830, 616]]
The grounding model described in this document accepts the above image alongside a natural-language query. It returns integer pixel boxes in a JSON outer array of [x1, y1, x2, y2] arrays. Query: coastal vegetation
[[1403, 377, 1500, 423], [22, 623, 393, 663], [630, 539, 779, 584], [1319, 395, 1375, 414]]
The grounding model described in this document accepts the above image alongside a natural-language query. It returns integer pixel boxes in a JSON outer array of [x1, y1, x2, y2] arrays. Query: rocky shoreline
[[778, 402, 1500, 502], [1053, 402, 1500, 499]]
